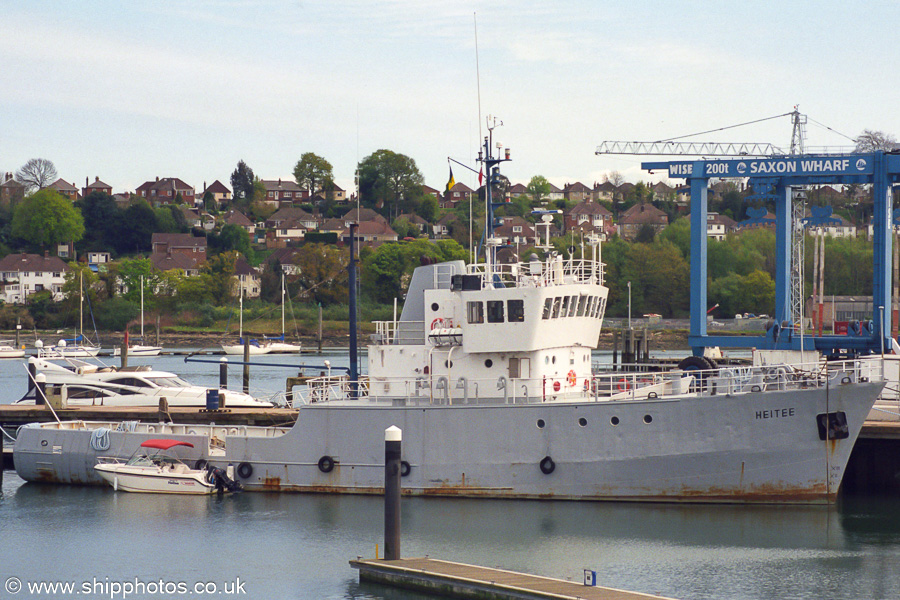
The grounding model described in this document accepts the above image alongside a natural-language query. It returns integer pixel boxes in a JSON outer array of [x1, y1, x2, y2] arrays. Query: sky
[[2, 0, 899, 197]]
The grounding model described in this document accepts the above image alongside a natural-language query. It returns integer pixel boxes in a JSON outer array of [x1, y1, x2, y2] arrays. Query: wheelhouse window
[[567, 295, 577, 317], [560, 296, 570, 318], [507, 299, 524, 322], [577, 295, 587, 317], [487, 300, 504, 323], [467, 301, 484, 324], [551, 297, 562, 319], [542, 298, 552, 320]]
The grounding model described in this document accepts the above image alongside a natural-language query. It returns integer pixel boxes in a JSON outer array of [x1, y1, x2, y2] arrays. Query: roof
[[0, 253, 69, 273], [85, 177, 112, 190], [346, 221, 397, 236], [398, 213, 428, 225], [0, 178, 24, 188], [268, 207, 317, 223], [569, 201, 612, 217], [151, 233, 207, 249], [448, 182, 475, 193], [224, 210, 253, 227], [151, 251, 203, 272], [342, 207, 387, 223], [563, 182, 591, 193], [204, 180, 231, 194], [266, 247, 302, 265], [136, 177, 193, 194], [48, 179, 78, 192], [234, 257, 257, 276], [261, 179, 302, 192], [619, 203, 668, 225]]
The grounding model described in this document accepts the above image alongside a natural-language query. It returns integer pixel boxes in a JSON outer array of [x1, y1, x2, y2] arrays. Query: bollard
[[35, 373, 46, 406], [158, 397, 169, 422], [219, 357, 228, 390], [243, 338, 250, 394], [121, 331, 129, 369], [27, 357, 36, 396], [384, 425, 402, 561]]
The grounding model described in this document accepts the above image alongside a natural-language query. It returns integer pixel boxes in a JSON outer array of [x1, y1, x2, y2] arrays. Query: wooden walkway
[[350, 557, 675, 600]]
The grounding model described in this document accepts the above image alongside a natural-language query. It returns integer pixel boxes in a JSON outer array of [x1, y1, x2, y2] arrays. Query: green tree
[[214, 224, 254, 260], [659, 217, 690, 258], [358, 149, 425, 221], [11, 189, 85, 249], [77, 191, 122, 252], [117, 201, 157, 254], [230, 160, 255, 209], [418, 195, 438, 222], [361, 239, 467, 303], [526, 175, 552, 205], [294, 244, 349, 304], [201, 251, 239, 305], [293, 152, 334, 198]]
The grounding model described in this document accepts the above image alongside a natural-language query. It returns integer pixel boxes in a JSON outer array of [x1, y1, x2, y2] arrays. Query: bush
[[93, 298, 140, 332]]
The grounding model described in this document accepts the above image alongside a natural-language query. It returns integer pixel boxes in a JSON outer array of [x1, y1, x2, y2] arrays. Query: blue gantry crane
[[597, 111, 899, 357]]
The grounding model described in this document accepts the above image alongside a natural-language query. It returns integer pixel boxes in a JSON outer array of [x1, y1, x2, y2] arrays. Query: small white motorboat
[[0, 341, 25, 359], [94, 439, 238, 494]]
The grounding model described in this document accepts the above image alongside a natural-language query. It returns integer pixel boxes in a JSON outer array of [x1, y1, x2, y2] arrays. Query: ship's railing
[[291, 358, 883, 406], [466, 257, 605, 288], [372, 320, 426, 345]]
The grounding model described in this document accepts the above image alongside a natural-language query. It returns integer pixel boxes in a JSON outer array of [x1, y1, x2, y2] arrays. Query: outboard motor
[[208, 466, 243, 493]]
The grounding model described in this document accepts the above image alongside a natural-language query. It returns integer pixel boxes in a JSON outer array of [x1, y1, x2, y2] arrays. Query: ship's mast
[[478, 116, 511, 273]]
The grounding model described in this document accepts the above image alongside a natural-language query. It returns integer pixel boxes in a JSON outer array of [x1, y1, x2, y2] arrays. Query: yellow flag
[[445, 166, 455, 192]]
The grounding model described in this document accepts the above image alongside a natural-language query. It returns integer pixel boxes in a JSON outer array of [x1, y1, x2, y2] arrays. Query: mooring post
[[121, 331, 129, 369], [15, 318, 20, 348], [243, 338, 250, 394], [35, 373, 46, 407], [220, 356, 228, 389], [27, 357, 36, 396], [317, 303, 323, 354], [384, 425, 402, 561]]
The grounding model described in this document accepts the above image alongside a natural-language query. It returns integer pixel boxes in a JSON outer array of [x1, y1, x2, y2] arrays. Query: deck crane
[[596, 107, 824, 337]]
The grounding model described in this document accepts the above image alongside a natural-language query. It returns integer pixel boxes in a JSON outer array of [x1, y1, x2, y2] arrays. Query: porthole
[[610, 416, 620, 426], [537, 419, 546, 429], [552, 356, 556, 364], [431, 302, 439, 311], [643, 414, 653, 424], [544, 356, 549, 365], [484, 359, 493, 368], [578, 417, 587, 427], [444, 360, 454, 368]]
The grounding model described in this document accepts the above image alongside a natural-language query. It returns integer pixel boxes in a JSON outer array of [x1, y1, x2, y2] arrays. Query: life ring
[[617, 378, 630, 391], [317, 455, 335, 473], [400, 460, 411, 477], [583, 379, 590, 392], [237, 462, 253, 479], [567, 370, 577, 387], [539, 456, 556, 475], [552, 380, 561, 393], [430, 318, 445, 330], [194, 459, 208, 471]]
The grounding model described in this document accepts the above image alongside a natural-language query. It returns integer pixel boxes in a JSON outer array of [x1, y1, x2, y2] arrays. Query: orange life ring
[[430, 318, 445, 330], [616, 377, 630, 391], [567, 370, 577, 387]]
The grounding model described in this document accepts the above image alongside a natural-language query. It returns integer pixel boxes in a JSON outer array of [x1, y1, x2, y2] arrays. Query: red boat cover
[[140, 439, 195, 450]]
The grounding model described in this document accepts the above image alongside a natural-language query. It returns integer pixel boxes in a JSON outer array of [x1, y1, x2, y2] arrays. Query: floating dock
[[350, 557, 674, 600], [0, 405, 298, 428]]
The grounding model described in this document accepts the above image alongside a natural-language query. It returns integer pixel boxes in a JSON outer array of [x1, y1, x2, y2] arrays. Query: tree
[[293, 152, 334, 198], [854, 129, 897, 153], [294, 244, 350, 305], [77, 191, 122, 251], [526, 175, 552, 205], [418, 195, 438, 222], [11, 189, 84, 249], [15, 158, 58, 193], [230, 160, 255, 208], [117, 200, 157, 254], [214, 224, 253, 260], [358, 149, 425, 220]]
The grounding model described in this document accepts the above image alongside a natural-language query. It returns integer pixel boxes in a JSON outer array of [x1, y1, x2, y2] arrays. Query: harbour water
[[1, 351, 899, 599]]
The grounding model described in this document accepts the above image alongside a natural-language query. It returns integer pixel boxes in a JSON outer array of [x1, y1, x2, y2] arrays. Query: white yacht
[[18, 357, 273, 408]]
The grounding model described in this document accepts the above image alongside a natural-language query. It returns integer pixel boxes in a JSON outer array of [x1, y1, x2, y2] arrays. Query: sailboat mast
[[140, 275, 145, 339], [239, 286, 243, 340], [79, 270, 84, 342], [281, 272, 286, 339]]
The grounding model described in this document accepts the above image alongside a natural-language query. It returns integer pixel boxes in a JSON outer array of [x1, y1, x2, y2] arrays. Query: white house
[[0, 253, 69, 304]]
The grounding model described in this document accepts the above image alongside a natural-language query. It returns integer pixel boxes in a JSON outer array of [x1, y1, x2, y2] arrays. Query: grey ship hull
[[16, 380, 880, 503]]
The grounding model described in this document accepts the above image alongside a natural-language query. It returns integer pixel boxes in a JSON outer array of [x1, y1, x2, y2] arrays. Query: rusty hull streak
[[262, 476, 282, 490]]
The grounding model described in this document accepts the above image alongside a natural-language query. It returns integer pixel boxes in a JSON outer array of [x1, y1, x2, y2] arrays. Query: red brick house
[[82, 176, 113, 198], [136, 177, 195, 205]]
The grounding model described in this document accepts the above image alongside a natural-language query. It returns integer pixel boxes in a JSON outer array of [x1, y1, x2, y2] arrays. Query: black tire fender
[[539, 456, 555, 475], [317, 455, 335, 473], [237, 462, 253, 479], [400, 460, 411, 477]]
